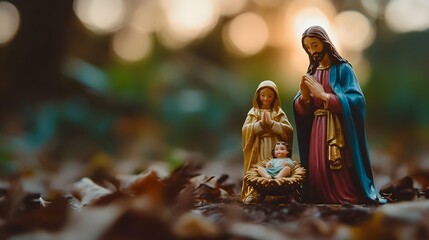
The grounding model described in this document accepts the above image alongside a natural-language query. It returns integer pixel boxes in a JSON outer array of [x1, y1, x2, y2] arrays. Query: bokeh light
[[112, 26, 153, 62], [2, 3, 429, 235], [360, 0, 382, 19], [223, 12, 269, 57], [279, 0, 337, 84], [283, 0, 336, 45], [342, 51, 370, 86], [292, 8, 332, 44], [252, 0, 283, 8], [264, 10, 288, 48], [217, 0, 247, 16], [0, 1, 20, 46], [385, 0, 429, 33], [73, 0, 127, 34], [159, 0, 219, 49], [333, 11, 374, 51], [279, 46, 309, 89], [178, 89, 206, 113], [130, 0, 161, 33]]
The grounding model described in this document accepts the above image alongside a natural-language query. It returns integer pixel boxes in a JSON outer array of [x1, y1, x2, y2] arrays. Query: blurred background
[[0, 0, 428, 191]]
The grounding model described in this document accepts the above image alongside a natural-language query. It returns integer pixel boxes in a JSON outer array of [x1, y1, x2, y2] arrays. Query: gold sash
[[314, 109, 344, 170]]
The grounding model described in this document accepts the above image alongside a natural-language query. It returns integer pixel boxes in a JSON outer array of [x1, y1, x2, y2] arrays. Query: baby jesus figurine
[[257, 141, 294, 179]]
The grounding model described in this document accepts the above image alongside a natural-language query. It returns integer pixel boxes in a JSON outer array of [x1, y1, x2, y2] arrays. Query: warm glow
[[112, 26, 152, 62], [0, 1, 20, 46], [223, 12, 269, 57], [343, 51, 370, 86], [333, 11, 374, 51], [159, 0, 219, 48], [275, 45, 308, 94], [278, 0, 339, 88], [252, 0, 283, 8], [156, 27, 188, 50], [282, 0, 336, 44], [131, 0, 161, 33], [292, 7, 341, 53], [73, 0, 126, 34], [360, 0, 382, 18], [217, 0, 247, 16], [385, 0, 429, 33], [292, 8, 331, 43]]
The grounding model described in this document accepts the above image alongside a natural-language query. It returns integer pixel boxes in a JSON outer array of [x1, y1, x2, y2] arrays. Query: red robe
[[294, 68, 363, 203]]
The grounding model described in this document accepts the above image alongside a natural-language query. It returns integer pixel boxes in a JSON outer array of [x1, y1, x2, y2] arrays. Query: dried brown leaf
[[99, 208, 174, 240], [172, 212, 220, 238], [71, 177, 113, 207], [410, 169, 429, 188], [163, 162, 201, 205], [380, 176, 418, 202], [0, 193, 69, 239], [193, 174, 236, 204], [123, 170, 165, 204]]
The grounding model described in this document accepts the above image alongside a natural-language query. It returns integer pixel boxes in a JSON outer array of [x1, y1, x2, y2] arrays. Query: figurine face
[[274, 143, 288, 158], [259, 87, 276, 109], [303, 36, 324, 61]]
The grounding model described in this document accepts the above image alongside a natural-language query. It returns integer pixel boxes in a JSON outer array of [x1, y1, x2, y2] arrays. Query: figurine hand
[[265, 111, 273, 127], [259, 110, 267, 127], [304, 75, 329, 101], [300, 75, 311, 101], [258, 119, 265, 128]]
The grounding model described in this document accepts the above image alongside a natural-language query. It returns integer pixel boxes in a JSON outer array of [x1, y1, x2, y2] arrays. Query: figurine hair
[[271, 141, 292, 158], [301, 25, 350, 75]]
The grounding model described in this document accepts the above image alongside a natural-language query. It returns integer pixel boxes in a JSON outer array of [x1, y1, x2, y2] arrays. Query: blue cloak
[[293, 63, 386, 204]]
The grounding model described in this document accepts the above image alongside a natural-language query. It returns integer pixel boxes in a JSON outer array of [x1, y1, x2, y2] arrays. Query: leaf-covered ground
[[1, 161, 428, 240]]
